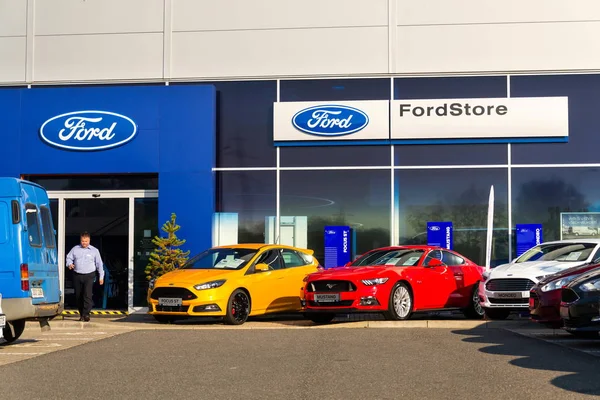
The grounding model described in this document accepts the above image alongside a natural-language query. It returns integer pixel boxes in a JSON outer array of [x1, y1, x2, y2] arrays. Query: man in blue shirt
[[66, 232, 104, 322]]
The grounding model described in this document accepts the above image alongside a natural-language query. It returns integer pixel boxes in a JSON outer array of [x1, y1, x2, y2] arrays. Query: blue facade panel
[[0, 84, 216, 253]]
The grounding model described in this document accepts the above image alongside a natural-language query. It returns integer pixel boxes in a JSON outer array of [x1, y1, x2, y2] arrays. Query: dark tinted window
[[40, 206, 56, 248], [25, 203, 42, 247], [442, 251, 465, 265], [511, 74, 600, 164], [424, 250, 443, 266], [280, 78, 391, 167], [394, 76, 508, 166], [255, 249, 284, 270], [213, 80, 277, 168]]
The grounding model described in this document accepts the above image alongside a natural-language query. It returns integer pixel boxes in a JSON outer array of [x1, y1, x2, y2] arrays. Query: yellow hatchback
[[147, 244, 321, 325]]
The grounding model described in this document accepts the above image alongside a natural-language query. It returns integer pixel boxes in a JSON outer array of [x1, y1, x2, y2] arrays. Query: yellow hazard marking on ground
[[61, 310, 128, 315]]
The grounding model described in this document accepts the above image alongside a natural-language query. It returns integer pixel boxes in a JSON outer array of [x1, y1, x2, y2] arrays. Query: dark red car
[[529, 263, 600, 328], [302, 245, 485, 324]]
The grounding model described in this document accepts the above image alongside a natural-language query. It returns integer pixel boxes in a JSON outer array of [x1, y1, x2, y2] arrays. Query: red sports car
[[529, 262, 600, 328], [302, 245, 485, 324]]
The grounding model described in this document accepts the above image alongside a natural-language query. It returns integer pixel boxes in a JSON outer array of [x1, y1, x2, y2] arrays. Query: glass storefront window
[[511, 74, 600, 164], [280, 170, 391, 263], [279, 78, 391, 167], [215, 171, 276, 244], [395, 168, 509, 266], [211, 80, 277, 168], [511, 167, 600, 258]]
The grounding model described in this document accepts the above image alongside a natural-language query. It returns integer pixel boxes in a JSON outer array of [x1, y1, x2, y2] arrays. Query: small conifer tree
[[145, 213, 190, 281]]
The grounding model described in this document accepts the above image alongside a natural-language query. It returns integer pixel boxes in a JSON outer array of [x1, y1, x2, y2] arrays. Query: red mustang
[[302, 245, 485, 323]]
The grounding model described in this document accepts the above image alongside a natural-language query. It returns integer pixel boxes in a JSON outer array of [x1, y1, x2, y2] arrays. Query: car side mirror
[[255, 263, 269, 272], [426, 259, 444, 267]]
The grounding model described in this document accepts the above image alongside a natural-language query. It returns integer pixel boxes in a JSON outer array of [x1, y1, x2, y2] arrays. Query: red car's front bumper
[[303, 283, 390, 313], [529, 288, 562, 328]]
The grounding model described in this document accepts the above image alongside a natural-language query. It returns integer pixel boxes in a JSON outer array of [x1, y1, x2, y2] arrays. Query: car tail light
[[21, 263, 29, 291]]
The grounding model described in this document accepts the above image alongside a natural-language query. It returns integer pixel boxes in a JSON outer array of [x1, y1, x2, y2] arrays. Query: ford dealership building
[[0, 0, 599, 312]]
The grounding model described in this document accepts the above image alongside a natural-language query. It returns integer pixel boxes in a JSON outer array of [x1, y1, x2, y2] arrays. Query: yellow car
[[147, 244, 321, 325]]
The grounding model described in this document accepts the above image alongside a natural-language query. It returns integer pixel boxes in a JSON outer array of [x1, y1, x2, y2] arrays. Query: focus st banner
[[391, 97, 568, 141]]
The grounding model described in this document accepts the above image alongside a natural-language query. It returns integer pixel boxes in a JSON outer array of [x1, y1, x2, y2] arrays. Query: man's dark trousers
[[73, 271, 95, 318]]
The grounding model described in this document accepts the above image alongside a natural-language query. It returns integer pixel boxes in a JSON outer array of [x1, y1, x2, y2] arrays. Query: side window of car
[[281, 250, 309, 268], [255, 250, 284, 271], [442, 251, 464, 266], [423, 250, 443, 266], [591, 247, 600, 263]]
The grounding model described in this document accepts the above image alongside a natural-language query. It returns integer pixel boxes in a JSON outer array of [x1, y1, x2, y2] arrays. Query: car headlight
[[580, 279, 600, 292], [194, 280, 226, 291], [482, 271, 491, 281], [148, 279, 156, 290], [541, 275, 576, 292], [361, 278, 389, 286]]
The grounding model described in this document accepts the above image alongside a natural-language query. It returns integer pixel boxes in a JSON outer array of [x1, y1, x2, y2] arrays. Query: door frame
[[48, 190, 158, 314]]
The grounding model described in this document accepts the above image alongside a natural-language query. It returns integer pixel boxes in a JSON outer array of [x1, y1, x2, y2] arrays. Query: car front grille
[[488, 298, 529, 305], [307, 280, 356, 293], [155, 305, 189, 312], [486, 279, 535, 292], [561, 288, 580, 303], [150, 287, 197, 300], [308, 300, 354, 307]]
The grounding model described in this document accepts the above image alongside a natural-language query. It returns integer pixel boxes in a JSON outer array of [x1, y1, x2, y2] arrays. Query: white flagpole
[[486, 185, 495, 271]]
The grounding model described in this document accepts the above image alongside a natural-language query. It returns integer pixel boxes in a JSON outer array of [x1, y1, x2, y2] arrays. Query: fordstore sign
[[274, 97, 569, 146]]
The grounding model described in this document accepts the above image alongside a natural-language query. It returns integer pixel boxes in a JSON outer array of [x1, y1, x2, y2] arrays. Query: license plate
[[0, 315, 5, 329], [496, 292, 521, 298], [158, 298, 182, 306], [31, 287, 44, 298], [560, 307, 570, 319], [314, 293, 340, 302]]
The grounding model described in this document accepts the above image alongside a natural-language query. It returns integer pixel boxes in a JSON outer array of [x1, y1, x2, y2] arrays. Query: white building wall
[[1, 0, 600, 84]]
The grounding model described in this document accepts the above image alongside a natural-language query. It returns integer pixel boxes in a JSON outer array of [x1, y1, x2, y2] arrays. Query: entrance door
[[64, 198, 129, 310], [48, 190, 158, 313]]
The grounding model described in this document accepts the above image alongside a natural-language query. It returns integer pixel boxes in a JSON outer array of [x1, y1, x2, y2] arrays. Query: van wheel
[[1, 319, 26, 344]]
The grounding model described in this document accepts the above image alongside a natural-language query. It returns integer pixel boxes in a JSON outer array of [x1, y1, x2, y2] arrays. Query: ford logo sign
[[292, 105, 369, 137], [429, 226, 441, 231], [40, 110, 137, 151]]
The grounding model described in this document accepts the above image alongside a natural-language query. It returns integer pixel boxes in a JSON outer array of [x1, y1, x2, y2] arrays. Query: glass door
[[64, 198, 129, 310], [133, 198, 158, 308]]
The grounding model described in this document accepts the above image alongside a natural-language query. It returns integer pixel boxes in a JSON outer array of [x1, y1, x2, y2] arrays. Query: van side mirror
[[255, 263, 269, 272]]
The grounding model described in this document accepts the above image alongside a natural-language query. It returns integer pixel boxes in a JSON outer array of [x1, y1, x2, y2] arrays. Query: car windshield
[[351, 249, 424, 267], [181, 248, 258, 270], [516, 242, 597, 263]]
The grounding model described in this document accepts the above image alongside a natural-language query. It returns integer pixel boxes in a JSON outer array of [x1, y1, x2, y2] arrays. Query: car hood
[[489, 260, 588, 282], [537, 263, 600, 286], [155, 268, 238, 287], [308, 266, 391, 281], [566, 267, 600, 289]]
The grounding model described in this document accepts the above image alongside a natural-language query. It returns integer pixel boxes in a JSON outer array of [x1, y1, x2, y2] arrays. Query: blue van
[[0, 178, 60, 343]]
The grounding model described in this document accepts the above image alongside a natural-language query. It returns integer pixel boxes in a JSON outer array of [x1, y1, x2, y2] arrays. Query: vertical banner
[[515, 224, 543, 257], [427, 222, 453, 250], [324, 226, 351, 269], [485, 185, 494, 271]]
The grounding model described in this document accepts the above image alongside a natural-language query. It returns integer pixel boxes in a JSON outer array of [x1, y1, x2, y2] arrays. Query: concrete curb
[[37, 319, 534, 331]]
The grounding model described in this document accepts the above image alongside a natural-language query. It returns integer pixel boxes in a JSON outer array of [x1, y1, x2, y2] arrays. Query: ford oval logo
[[40, 110, 137, 151], [429, 226, 441, 231], [292, 105, 369, 137]]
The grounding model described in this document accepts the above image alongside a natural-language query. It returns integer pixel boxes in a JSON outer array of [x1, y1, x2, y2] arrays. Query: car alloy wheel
[[392, 284, 412, 319]]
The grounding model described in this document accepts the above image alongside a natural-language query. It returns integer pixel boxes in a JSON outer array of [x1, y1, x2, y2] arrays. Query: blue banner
[[427, 222, 453, 250], [324, 226, 351, 269], [516, 224, 543, 256]]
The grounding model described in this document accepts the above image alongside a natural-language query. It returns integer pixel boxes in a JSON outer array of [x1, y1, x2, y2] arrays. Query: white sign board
[[391, 97, 569, 140], [274, 100, 389, 142]]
